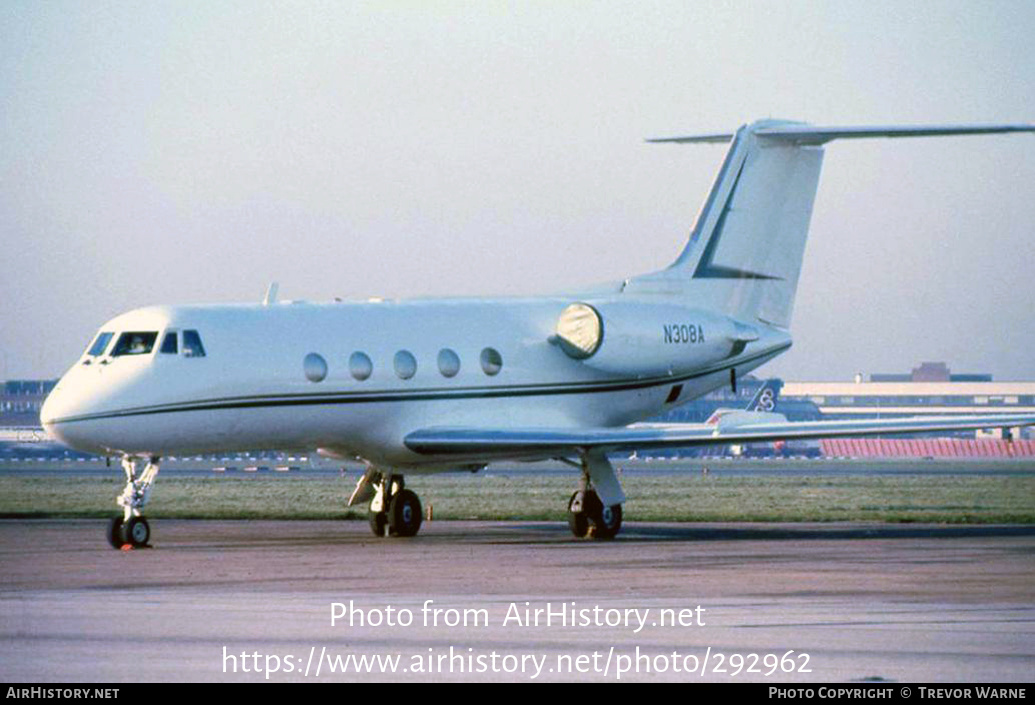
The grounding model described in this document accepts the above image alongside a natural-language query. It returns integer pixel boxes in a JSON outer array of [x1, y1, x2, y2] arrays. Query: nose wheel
[[106, 517, 124, 549], [108, 456, 159, 549], [108, 515, 151, 549]]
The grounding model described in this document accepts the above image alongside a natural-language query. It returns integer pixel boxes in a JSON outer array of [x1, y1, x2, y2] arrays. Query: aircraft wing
[[404, 413, 1035, 458]]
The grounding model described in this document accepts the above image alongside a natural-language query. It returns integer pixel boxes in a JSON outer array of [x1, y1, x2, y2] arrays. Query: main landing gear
[[351, 471, 423, 538], [348, 456, 623, 540], [107, 455, 160, 549], [566, 452, 625, 540], [568, 489, 623, 539]]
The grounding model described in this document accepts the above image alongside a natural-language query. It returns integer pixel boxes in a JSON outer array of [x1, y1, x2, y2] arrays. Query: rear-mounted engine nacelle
[[551, 301, 755, 377]]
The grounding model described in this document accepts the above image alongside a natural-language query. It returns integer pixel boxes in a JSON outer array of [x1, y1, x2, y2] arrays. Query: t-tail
[[625, 119, 1035, 330], [745, 378, 782, 412], [703, 378, 784, 427]]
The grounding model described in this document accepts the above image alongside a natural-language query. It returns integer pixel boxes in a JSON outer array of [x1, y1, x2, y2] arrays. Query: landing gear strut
[[108, 455, 160, 549], [566, 452, 624, 540], [366, 473, 422, 538]]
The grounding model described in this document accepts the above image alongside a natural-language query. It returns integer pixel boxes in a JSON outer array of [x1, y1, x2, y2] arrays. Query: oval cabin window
[[437, 349, 461, 378], [480, 347, 503, 376], [349, 352, 373, 381], [304, 353, 328, 383], [394, 350, 417, 380]]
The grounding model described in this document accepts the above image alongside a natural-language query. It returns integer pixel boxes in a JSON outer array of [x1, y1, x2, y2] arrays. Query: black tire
[[388, 489, 422, 537], [567, 491, 589, 538], [368, 511, 387, 538], [107, 517, 126, 549], [586, 490, 622, 540], [122, 516, 150, 547]]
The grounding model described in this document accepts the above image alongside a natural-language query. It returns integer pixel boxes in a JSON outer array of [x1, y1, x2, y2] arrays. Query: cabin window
[[86, 331, 114, 357], [182, 330, 206, 358], [349, 352, 373, 381], [111, 332, 158, 357], [437, 349, 461, 378], [394, 350, 417, 380], [304, 353, 328, 382], [480, 347, 503, 376], [160, 331, 178, 354]]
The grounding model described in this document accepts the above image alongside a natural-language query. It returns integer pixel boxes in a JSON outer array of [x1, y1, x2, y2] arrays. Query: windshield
[[85, 331, 114, 357], [111, 332, 158, 357], [182, 329, 206, 357]]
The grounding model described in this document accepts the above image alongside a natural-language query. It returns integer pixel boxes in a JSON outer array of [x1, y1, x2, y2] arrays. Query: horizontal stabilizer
[[638, 119, 1035, 330], [649, 123, 1035, 146], [646, 132, 733, 144]]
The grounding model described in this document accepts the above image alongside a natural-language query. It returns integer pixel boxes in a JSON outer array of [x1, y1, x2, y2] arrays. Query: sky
[[1, 0, 1034, 381]]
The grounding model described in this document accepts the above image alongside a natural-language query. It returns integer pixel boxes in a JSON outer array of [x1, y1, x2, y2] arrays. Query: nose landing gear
[[107, 456, 159, 549]]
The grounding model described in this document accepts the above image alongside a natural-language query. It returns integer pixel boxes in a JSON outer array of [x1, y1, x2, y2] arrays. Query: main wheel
[[107, 517, 126, 549], [368, 511, 387, 537], [388, 489, 422, 537], [585, 490, 622, 540], [567, 491, 589, 538], [122, 516, 151, 547]]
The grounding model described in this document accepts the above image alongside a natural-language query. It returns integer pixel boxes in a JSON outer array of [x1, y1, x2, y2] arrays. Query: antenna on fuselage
[[263, 282, 279, 306]]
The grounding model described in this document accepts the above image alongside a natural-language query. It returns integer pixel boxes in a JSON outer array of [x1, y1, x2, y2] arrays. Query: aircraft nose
[[40, 385, 73, 443], [40, 382, 107, 454], [40, 387, 62, 429]]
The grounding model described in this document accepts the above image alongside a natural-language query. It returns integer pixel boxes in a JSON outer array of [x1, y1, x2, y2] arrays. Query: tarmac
[[1, 519, 1033, 682]]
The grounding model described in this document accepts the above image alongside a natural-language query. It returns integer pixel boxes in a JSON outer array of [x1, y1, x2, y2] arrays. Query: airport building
[[781, 362, 1034, 421], [778, 362, 1035, 458], [1, 380, 56, 428], [654, 362, 1035, 458]]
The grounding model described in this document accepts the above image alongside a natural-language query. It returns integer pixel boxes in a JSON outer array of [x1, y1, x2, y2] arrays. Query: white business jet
[[41, 119, 1035, 548]]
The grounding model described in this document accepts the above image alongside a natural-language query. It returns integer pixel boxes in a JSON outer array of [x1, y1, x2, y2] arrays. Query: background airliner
[[40, 119, 1035, 548]]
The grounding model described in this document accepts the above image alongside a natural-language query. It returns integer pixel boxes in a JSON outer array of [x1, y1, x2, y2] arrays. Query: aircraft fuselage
[[42, 295, 789, 468]]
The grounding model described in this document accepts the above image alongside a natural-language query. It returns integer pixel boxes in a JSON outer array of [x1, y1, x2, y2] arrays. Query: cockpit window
[[86, 331, 114, 357], [111, 332, 158, 357], [160, 331, 178, 354], [182, 330, 206, 358]]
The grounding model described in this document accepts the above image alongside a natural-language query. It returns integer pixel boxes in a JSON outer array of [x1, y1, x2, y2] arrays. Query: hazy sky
[[2, 1, 1033, 381]]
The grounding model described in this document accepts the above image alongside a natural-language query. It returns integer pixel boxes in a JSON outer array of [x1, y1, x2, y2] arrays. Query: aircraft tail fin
[[633, 120, 1035, 329], [745, 378, 782, 412]]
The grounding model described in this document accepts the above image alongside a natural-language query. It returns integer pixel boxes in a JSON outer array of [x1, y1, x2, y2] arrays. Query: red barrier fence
[[820, 438, 1035, 458]]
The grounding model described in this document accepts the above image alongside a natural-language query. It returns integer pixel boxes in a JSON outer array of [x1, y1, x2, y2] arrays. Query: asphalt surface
[[1, 519, 1033, 682]]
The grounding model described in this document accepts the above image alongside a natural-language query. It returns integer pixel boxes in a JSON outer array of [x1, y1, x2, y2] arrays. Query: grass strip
[[1, 472, 1032, 524]]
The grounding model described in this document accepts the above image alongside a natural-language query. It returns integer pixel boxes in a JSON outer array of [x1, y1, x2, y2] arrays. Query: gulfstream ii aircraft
[[41, 119, 1035, 548]]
